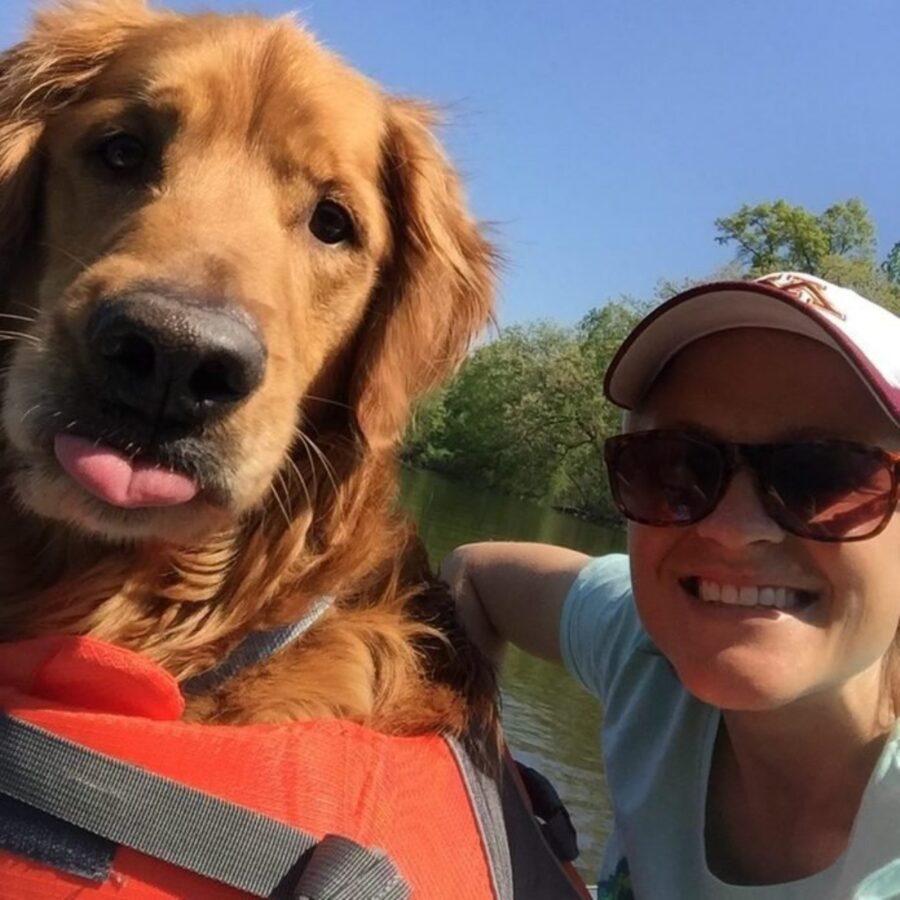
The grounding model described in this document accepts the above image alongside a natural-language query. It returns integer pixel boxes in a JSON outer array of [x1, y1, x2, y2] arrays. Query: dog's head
[[0, 0, 494, 545]]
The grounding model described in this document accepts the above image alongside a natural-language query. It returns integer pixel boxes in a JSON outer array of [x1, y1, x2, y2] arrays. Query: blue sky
[[2, 1, 898, 325]]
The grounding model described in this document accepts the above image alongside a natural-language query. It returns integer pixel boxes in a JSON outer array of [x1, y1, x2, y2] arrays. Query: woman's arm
[[440, 541, 590, 665]]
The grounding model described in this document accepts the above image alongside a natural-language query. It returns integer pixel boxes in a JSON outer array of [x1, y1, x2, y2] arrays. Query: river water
[[399, 467, 626, 882]]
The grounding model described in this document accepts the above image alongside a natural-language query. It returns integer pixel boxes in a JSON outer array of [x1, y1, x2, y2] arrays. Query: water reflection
[[399, 467, 626, 881]]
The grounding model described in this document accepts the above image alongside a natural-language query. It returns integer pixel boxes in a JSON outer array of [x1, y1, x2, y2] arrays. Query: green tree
[[818, 256, 900, 314], [715, 198, 900, 310], [403, 390, 451, 467], [883, 241, 900, 286], [654, 262, 745, 303], [437, 321, 579, 499], [404, 303, 644, 519], [714, 198, 875, 276], [558, 301, 644, 515]]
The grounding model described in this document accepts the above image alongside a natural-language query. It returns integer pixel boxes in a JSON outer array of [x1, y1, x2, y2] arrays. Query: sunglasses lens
[[606, 432, 724, 525], [762, 443, 894, 540]]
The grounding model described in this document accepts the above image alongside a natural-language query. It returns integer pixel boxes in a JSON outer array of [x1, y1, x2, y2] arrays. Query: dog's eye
[[309, 200, 355, 245], [97, 133, 147, 173]]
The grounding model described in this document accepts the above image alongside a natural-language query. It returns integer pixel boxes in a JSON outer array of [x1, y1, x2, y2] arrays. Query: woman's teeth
[[696, 579, 805, 610]]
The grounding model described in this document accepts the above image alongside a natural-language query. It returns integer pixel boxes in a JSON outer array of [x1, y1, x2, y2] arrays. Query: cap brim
[[603, 280, 900, 427]]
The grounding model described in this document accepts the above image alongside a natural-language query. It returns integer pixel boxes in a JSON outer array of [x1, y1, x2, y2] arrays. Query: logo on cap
[[755, 273, 847, 322]]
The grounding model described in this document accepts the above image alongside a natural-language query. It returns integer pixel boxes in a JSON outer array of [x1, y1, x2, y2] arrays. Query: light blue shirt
[[560, 554, 900, 900]]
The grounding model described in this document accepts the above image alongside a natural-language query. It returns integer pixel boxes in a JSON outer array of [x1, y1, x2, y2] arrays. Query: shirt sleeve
[[559, 554, 646, 704]]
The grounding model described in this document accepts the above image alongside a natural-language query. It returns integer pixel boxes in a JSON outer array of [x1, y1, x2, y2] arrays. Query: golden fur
[[0, 0, 498, 756]]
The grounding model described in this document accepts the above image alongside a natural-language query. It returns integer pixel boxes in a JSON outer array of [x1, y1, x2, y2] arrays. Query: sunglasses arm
[[888, 452, 900, 483]]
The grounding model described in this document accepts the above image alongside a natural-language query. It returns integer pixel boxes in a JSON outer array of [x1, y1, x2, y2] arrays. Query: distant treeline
[[402, 199, 900, 521]]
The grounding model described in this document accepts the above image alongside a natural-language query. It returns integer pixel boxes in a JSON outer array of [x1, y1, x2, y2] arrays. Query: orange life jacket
[[0, 636, 590, 899]]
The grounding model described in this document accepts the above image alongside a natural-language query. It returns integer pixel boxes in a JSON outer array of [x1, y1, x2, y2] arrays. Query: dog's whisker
[[276, 470, 294, 521], [284, 455, 313, 513], [38, 240, 94, 275], [298, 430, 342, 505], [303, 393, 353, 412], [19, 403, 43, 425], [293, 435, 319, 496], [13, 302, 42, 318], [0, 330, 41, 346], [268, 480, 292, 530], [311, 441, 341, 493], [0, 313, 37, 325]]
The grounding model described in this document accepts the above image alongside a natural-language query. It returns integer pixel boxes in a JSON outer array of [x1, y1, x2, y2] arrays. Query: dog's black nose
[[86, 292, 267, 427]]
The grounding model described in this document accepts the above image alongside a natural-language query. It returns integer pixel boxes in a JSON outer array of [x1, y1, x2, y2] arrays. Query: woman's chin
[[674, 655, 805, 713]]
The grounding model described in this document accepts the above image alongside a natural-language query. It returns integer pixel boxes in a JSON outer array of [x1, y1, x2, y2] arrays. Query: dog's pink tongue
[[54, 435, 198, 508]]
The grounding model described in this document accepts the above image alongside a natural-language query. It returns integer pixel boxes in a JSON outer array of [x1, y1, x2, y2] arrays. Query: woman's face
[[628, 328, 900, 713]]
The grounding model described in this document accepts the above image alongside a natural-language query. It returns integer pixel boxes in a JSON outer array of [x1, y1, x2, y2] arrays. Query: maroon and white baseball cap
[[603, 271, 900, 427]]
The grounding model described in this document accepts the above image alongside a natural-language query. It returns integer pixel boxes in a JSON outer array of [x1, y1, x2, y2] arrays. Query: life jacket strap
[[0, 712, 409, 899], [183, 595, 335, 696], [293, 834, 409, 900], [445, 736, 514, 899]]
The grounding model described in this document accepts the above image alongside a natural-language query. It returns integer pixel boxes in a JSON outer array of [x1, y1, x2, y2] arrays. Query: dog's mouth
[[1, 372, 246, 540], [53, 433, 200, 509], [1, 286, 277, 536]]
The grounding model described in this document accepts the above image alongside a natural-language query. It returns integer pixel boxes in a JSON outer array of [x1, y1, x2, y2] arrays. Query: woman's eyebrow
[[774, 426, 836, 441], [644, 420, 858, 444], [643, 419, 719, 439]]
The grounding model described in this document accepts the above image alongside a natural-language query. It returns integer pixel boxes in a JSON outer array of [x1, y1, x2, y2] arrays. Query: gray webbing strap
[[183, 595, 335, 696], [294, 834, 410, 900], [0, 712, 315, 897], [444, 736, 514, 900], [0, 712, 412, 898]]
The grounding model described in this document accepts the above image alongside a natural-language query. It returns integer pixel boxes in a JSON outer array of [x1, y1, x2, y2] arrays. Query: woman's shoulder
[[561, 553, 671, 704], [568, 553, 632, 596]]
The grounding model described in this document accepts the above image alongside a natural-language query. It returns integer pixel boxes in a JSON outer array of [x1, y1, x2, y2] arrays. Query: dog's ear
[[349, 100, 496, 452], [0, 0, 154, 284]]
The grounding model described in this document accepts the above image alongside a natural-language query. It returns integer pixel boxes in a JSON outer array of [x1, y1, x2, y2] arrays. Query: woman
[[442, 272, 900, 899]]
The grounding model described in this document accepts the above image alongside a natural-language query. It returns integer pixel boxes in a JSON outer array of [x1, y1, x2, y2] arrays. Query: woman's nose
[[694, 466, 786, 548]]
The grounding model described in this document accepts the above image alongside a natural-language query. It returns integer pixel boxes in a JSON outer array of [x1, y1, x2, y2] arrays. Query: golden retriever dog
[[0, 0, 498, 760]]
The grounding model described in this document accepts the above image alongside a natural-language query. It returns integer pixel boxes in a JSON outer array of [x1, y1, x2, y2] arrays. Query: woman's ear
[[0, 0, 155, 284], [349, 99, 496, 452]]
